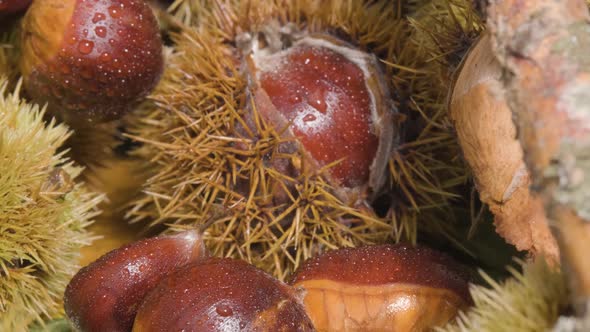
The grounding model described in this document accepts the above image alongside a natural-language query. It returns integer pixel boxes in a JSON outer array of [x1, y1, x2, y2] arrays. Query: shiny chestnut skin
[[133, 258, 315, 332], [0, 0, 31, 15], [258, 45, 378, 188], [64, 230, 207, 332], [289, 244, 472, 332], [20, 0, 163, 123], [243, 30, 396, 203]]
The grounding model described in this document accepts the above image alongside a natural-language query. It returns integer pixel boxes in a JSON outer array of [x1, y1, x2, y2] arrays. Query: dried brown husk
[[448, 32, 559, 263]]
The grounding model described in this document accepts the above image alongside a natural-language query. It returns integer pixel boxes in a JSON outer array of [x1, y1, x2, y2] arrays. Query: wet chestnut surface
[[21, 0, 163, 122], [257, 44, 379, 188], [64, 230, 206, 332], [133, 258, 315, 332]]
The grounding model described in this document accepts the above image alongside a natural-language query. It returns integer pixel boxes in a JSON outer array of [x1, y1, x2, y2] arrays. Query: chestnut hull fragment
[[448, 32, 558, 262]]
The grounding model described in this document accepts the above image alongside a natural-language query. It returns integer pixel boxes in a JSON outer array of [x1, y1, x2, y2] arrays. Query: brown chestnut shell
[[64, 230, 207, 332], [20, 0, 163, 123], [133, 257, 315, 332], [289, 244, 472, 331]]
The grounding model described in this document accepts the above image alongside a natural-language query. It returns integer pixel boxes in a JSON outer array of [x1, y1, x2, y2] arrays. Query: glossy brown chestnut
[[289, 244, 472, 332], [20, 0, 163, 123], [0, 0, 31, 15], [242, 28, 396, 203], [133, 258, 315, 332], [64, 230, 207, 332]]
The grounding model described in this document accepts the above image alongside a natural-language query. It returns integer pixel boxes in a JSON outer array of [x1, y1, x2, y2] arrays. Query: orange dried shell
[[289, 244, 471, 331]]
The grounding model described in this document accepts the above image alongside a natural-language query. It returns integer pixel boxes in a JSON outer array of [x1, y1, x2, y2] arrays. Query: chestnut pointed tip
[[64, 229, 207, 332], [172, 228, 209, 260]]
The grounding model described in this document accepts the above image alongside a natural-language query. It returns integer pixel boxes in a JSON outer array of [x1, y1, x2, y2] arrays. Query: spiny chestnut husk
[[19, 0, 163, 123], [64, 230, 207, 332], [448, 32, 558, 262], [289, 244, 472, 331], [125, 0, 476, 280], [0, 77, 103, 331], [241, 27, 397, 204], [442, 257, 567, 332], [133, 257, 315, 332]]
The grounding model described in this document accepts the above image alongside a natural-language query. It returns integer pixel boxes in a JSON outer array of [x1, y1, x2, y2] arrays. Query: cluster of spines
[[440, 258, 567, 332], [125, 0, 489, 279], [0, 78, 103, 330]]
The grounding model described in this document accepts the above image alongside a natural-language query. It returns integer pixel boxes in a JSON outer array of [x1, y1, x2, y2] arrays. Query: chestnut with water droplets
[[289, 244, 472, 331], [133, 258, 315, 332], [64, 230, 207, 332], [0, 0, 31, 16], [241, 28, 397, 204], [20, 0, 163, 123]]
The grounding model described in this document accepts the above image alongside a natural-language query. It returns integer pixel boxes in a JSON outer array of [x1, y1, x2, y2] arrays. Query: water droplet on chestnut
[[94, 26, 107, 38], [108, 4, 122, 18], [242, 28, 397, 203], [215, 303, 234, 317], [19, 0, 163, 123], [92, 12, 106, 23], [289, 244, 472, 331], [133, 258, 315, 332], [64, 230, 207, 332], [77, 39, 94, 55]]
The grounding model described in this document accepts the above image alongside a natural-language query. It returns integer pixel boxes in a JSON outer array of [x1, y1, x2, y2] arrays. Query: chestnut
[[0, 0, 31, 16], [20, 0, 163, 123], [289, 244, 472, 331], [64, 230, 207, 332], [133, 258, 315, 332], [241, 27, 397, 204]]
